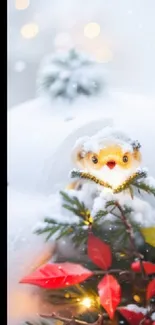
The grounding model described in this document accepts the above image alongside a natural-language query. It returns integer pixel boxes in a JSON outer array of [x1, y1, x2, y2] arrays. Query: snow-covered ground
[[8, 90, 155, 194], [8, 90, 155, 324]]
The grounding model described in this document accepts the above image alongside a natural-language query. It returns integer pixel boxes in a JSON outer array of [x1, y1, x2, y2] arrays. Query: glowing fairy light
[[84, 23, 100, 39], [65, 293, 70, 298], [133, 295, 141, 303], [80, 297, 92, 308], [21, 23, 39, 39]]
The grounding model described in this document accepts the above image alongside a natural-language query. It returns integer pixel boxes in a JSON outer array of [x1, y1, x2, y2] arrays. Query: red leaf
[[147, 279, 155, 300], [131, 261, 155, 275], [98, 275, 121, 319], [19, 262, 93, 289], [118, 308, 145, 325], [87, 233, 112, 270]]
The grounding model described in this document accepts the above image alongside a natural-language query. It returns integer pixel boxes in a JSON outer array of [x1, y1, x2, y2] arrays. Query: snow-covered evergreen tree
[[37, 48, 104, 102]]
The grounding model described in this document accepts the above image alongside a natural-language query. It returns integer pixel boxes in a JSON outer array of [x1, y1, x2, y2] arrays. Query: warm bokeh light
[[21, 23, 39, 39], [94, 46, 113, 63], [133, 295, 141, 303], [15, 0, 29, 10], [119, 252, 126, 257], [80, 297, 92, 308], [65, 293, 70, 298], [84, 22, 100, 39]]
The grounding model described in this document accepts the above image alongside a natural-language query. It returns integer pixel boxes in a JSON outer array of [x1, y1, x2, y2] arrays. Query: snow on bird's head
[[72, 126, 141, 157], [83, 126, 139, 153]]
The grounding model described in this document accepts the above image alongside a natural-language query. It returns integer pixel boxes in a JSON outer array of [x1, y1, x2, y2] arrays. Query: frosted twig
[[114, 201, 146, 278]]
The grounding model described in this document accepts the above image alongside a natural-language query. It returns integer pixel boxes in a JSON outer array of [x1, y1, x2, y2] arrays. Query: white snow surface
[[8, 90, 155, 195], [8, 92, 113, 195], [8, 90, 155, 324], [92, 190, 155, 227], [152, 313, 155, 321], [122, 304, 146, 314], [121, 305, 155, 320], [121, 306, 155, 321], [144, 176, 155, 188], [8, 188, 50, 325], [8, 188, 48, 279]]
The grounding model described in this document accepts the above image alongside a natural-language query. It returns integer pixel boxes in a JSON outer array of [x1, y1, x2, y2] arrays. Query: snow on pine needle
[[36, 48, 104, 101]]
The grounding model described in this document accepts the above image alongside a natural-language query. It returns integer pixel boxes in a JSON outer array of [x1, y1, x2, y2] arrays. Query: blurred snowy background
[[8, 0, 155, 108]]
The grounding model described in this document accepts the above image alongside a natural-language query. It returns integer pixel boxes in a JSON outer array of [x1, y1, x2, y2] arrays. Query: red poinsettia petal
[[87, 233, 112, 270], [98, 275, 121, 319], [19, 263, 93, 289], [118, 308, 145, 325], [131, 261, 155, 275], [147, 279, 155, 300]]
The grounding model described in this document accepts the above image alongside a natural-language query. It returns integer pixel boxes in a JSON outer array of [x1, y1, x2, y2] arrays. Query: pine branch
[[34, 219, 77, 242], [35, 190, 90, 242], [61, 192, 94, 228], [92, 203, 143, 249], [93, 210, 108, 222], [40, 314, 90, 325], [39, 313, 105, 325], [71, 229, 88, 247], [133, 181, 155, 196], [60, 191, 90, 221], [39, 192, 142, 249], [35, 218, 88, 247], [109, 200, 146, 278], [23, 320, 51, 325], [35, 191, 148, 252]]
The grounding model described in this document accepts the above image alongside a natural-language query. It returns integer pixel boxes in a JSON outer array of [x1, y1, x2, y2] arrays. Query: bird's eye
[[92, 156, 98, 164], [122, 155, 128, 163]]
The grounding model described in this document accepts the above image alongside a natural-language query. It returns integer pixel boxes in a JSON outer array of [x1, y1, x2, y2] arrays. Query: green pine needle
[[60, 191, 90, 221], [35, 179, 155, 249], [94, 210, 108, 221], [133, 181, 155, 196]]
